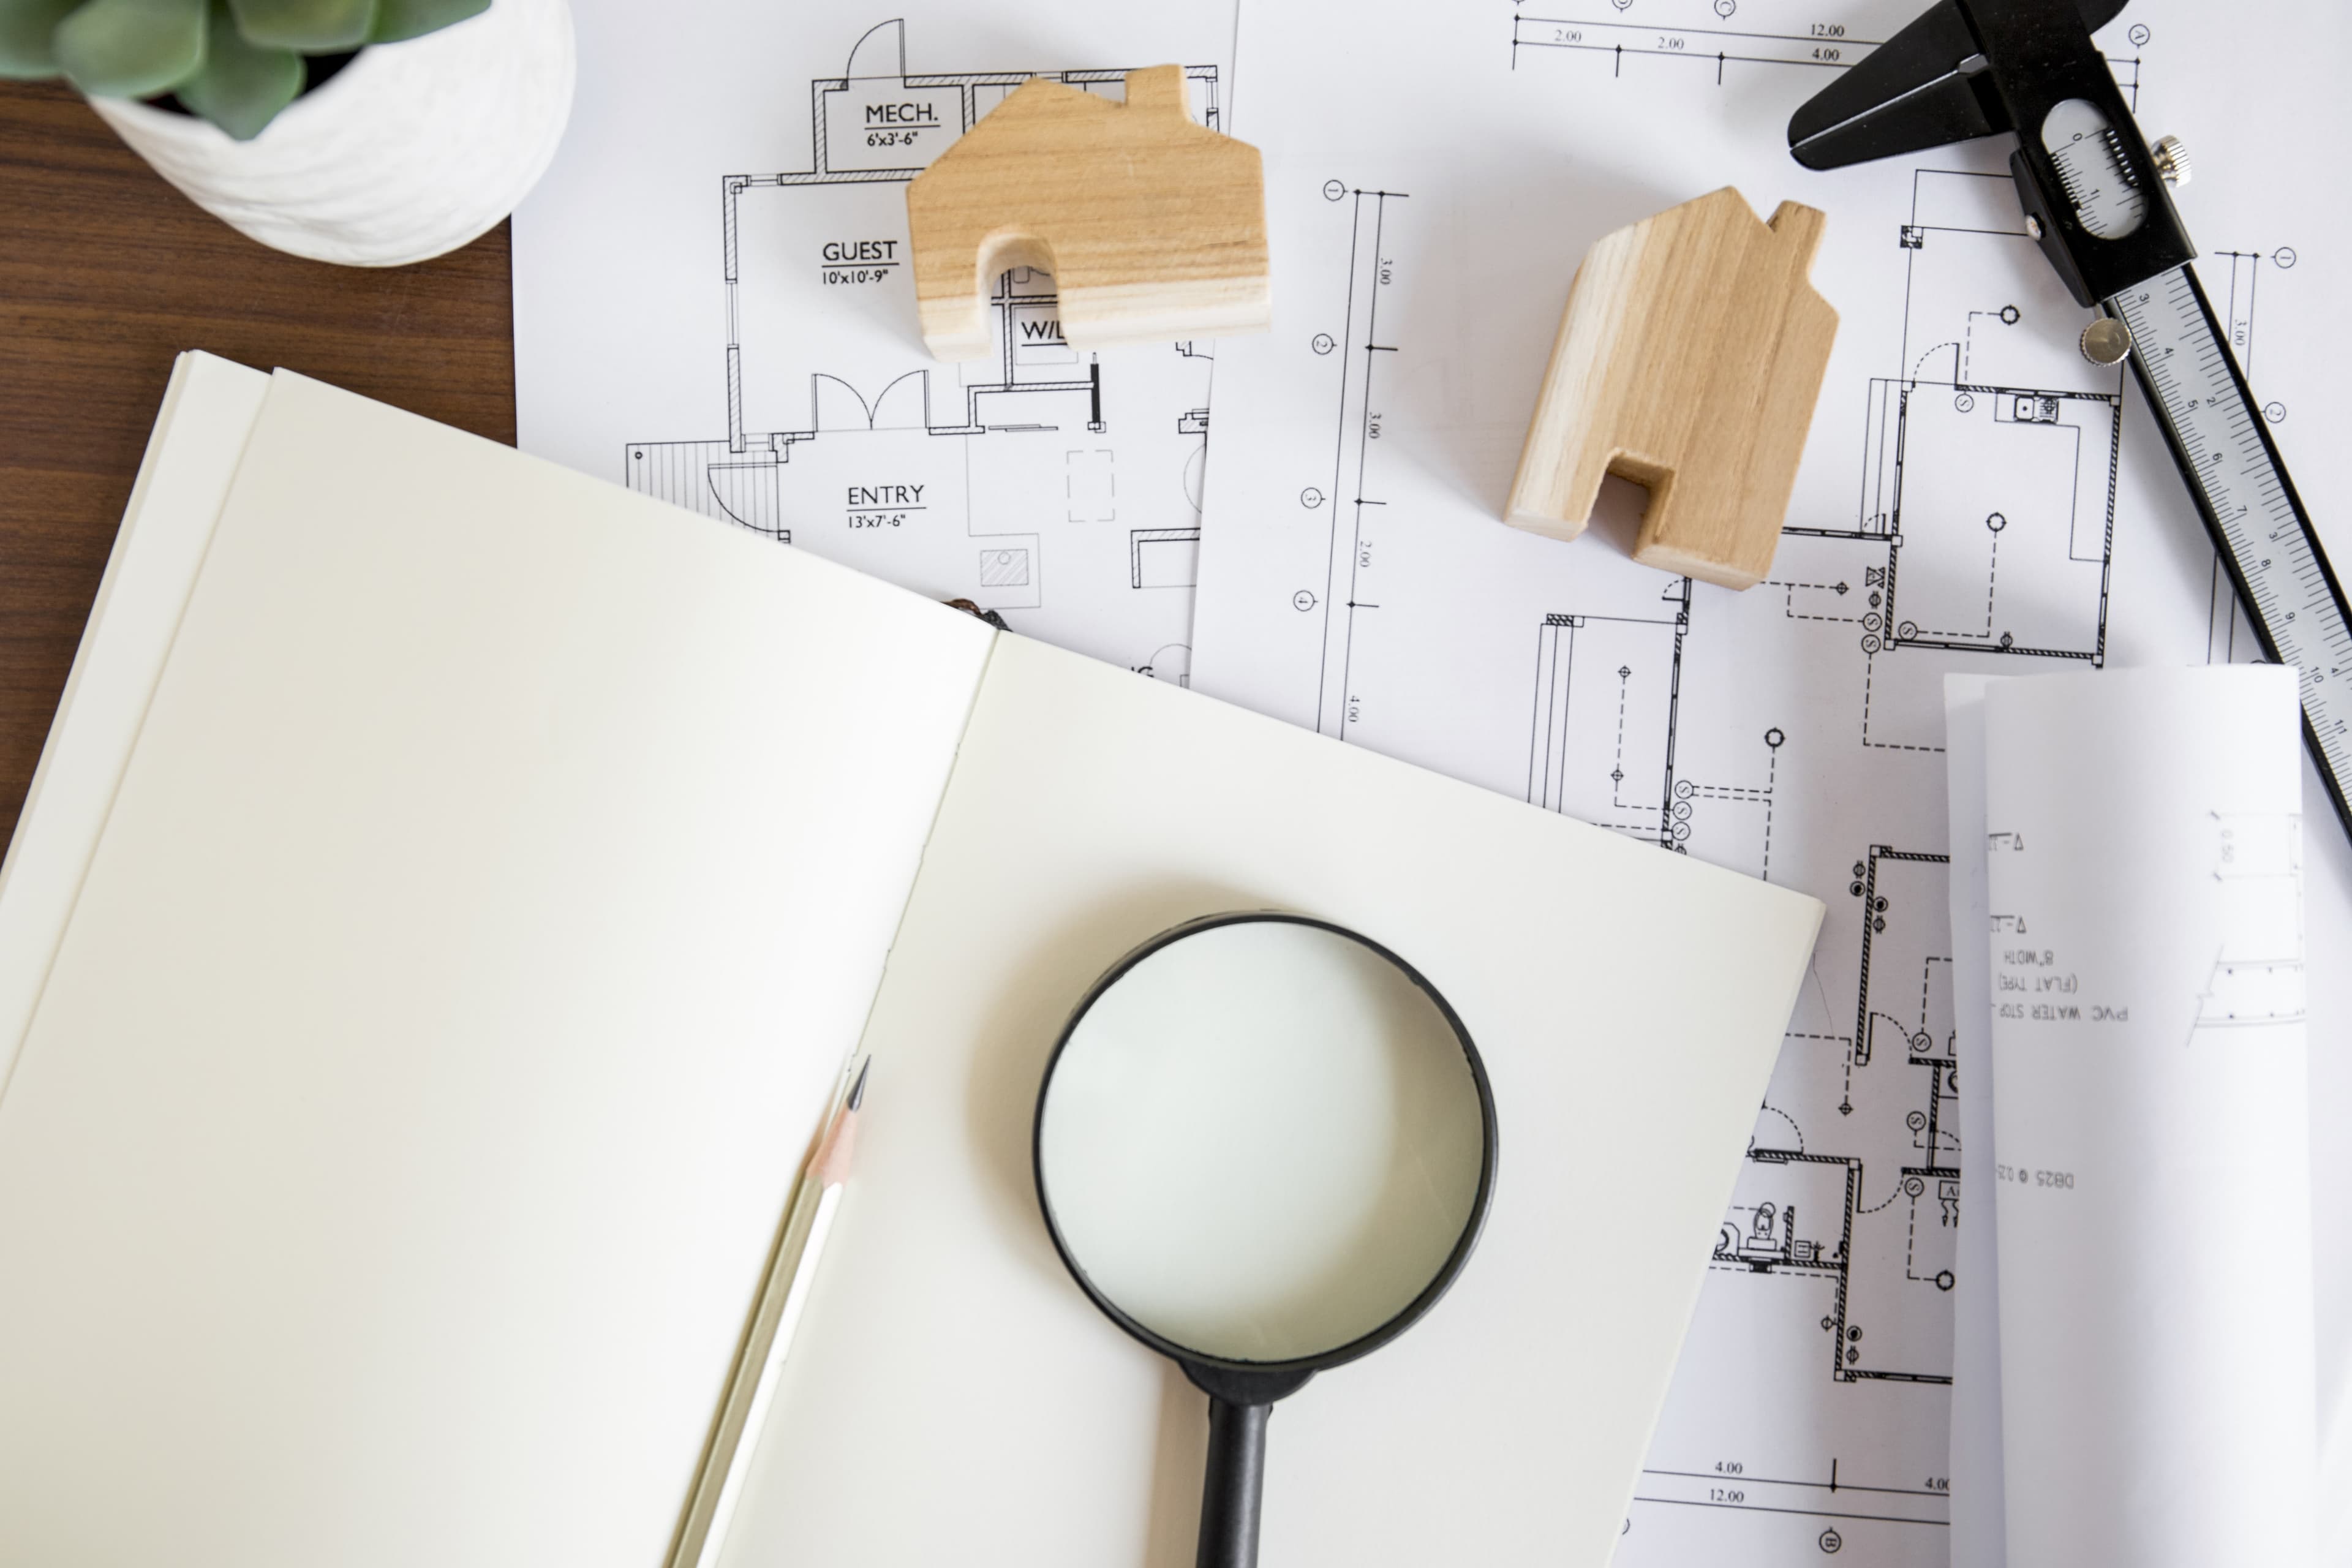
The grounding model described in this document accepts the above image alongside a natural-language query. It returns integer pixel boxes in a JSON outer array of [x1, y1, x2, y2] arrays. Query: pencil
[[669, 1058, 869, 1568]]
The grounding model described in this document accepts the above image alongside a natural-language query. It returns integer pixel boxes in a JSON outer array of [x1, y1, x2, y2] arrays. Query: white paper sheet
[[0, 371, 995, 1566], [1978, 666, 2314, 1567], [1939, 676, 2004, 1568], [0, 360, 1825, 1568], [1187, 2, 2352, 1560], [511, 0, 1237, 680], [731, 633, 1822, 1568], [0, 353, 266, 1095]]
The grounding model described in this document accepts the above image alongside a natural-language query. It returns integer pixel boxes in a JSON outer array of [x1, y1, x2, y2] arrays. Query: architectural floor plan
[[513, 0, 2351, 1561], [513, 2, 1237, 679], [1193, 1, 2352, 1561]]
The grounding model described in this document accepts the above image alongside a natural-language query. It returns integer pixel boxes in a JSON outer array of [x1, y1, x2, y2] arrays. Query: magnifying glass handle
[[1185, 1363, 1313, 1568], [1197, 1397, 1272, 1568]]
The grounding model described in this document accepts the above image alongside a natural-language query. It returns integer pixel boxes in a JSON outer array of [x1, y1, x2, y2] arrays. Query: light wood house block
[[903, 66, 1270, 362], [1506, 187, 1838, 590]]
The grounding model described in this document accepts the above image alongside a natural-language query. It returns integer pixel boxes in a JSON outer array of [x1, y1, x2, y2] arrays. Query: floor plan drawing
[[1294, 144, 2299, 1556], [1854, 171, 2123, 666], [515, 4, 1240, 679], [1510, 4, 1885, 79], [515, 1, 2351, 1562], [1309, 184, 1408, 736], [1507, 0, 2143, 99], [1190, 2, 2348, 1562], [1736, 840, 1960, 1327], [1527, 587, 1692, 837], [1209, 141, 2019, 1555], [619, 21, 1217, 670]]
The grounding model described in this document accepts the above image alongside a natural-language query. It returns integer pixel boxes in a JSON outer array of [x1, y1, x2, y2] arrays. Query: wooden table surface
[[0, 80, 516, 848]]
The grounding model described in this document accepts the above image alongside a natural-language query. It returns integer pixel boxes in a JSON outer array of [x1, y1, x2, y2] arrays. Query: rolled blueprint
[[1941, 676, 2008, 1568], [1981, 666, 2315, 1568]]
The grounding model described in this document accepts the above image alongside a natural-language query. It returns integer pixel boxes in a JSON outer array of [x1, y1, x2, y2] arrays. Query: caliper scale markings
[[2109, 268, 2352, 831]]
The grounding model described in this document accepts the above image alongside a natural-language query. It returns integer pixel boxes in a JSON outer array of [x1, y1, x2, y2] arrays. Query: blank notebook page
[[0, 373, 992, 1567], [730, 632, 1824, 1568]]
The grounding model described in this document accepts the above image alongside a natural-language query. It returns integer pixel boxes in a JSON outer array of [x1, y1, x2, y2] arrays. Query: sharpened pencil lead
[[848, 1057, 871, 1111]]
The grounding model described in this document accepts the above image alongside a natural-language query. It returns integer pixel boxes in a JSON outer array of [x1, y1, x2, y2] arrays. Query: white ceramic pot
[[88, 0, 575, 268]]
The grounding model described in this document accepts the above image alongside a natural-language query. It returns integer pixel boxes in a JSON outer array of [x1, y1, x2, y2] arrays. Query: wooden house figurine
[[903, 66, 1270, 362], [1506, 187, 1838, 590]]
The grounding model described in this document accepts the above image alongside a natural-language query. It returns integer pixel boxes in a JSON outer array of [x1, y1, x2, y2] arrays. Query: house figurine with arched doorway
[[905, 64, 1269, 363]]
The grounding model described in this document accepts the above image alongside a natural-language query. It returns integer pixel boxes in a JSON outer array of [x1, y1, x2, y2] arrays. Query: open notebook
[[0, 355, 1822, 1567]]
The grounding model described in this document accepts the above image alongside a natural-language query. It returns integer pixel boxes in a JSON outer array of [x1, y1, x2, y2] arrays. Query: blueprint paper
[[1937, 677, 2002, 1568], [1951, 669, 2320, 1568], [1189, 1, 2352, 1561], [511, 1, 1237, 680], [1979, 668, 2314, 1568]]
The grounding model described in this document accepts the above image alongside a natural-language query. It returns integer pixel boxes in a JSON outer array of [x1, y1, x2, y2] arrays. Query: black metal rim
[[1031, 910, 1499, 1385]]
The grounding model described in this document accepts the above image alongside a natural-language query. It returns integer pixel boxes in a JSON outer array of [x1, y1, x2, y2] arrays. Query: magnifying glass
[[1033, 913, 1497, 1568]]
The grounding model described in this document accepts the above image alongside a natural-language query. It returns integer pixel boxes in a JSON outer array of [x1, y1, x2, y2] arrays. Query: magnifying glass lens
[[1036, 917, 1493, 1568], [1039, 921, 1485, 1362]]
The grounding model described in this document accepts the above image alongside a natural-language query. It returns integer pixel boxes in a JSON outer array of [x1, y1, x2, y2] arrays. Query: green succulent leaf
[[228, 0, 373, 51], [0, 0, 84, 79], [53, 0, 208, 99], [180, 0, 298, 138], [367, 0, 484, 44]]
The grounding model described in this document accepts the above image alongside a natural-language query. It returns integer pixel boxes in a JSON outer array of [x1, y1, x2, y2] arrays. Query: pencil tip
[[847, 1058, 872, 1111]]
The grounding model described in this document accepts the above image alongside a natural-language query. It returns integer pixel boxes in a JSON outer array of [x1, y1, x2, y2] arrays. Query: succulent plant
[[0, 0, 489, 140]]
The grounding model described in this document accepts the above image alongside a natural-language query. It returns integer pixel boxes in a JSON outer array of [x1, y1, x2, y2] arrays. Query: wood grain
[[905, 65, 1267, 361], [1506, 187, 1837, 591], [0, 79, 514, 848]]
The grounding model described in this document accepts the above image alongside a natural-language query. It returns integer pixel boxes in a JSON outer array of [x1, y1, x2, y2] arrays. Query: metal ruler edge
[[2107, 263, 2352, 840]]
